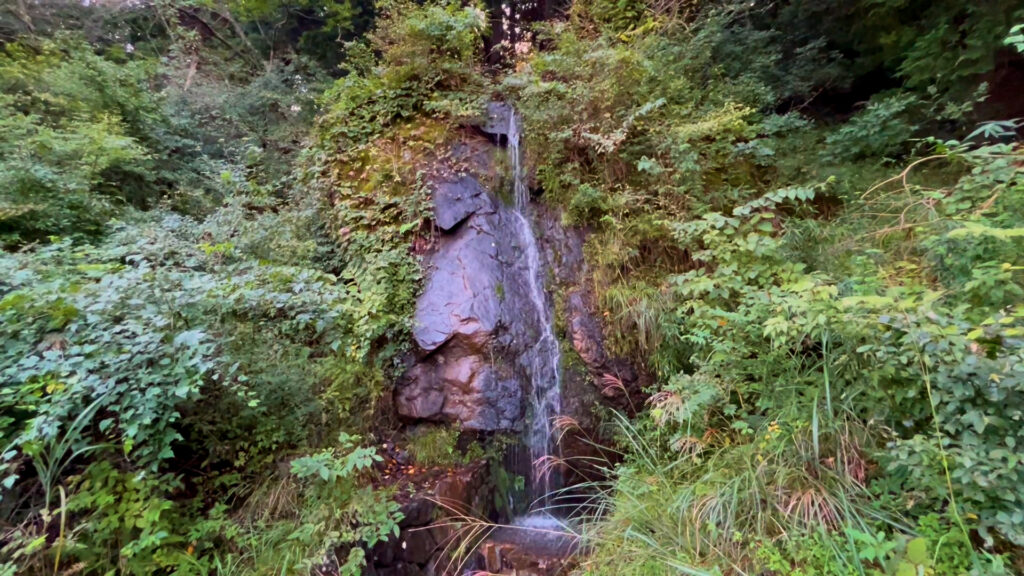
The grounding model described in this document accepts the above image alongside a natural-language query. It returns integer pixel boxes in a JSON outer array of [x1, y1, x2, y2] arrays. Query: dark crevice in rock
[[362, 461, 492, 576]]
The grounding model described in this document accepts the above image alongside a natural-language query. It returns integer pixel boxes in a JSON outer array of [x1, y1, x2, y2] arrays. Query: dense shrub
[[0, 200, 405, 573], [0, 2, 493, 572], [0, 41, 167, 243], [510, 4, 1024, 574]]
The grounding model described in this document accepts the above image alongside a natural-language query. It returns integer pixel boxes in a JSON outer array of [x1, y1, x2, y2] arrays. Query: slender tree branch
[[176, 7, 236, 53], [215, 2, 265, 67], [9, 0, 35, 33]]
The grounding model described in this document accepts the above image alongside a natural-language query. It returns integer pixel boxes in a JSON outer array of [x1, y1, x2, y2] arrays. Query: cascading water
[[506, 110, 563, 518]]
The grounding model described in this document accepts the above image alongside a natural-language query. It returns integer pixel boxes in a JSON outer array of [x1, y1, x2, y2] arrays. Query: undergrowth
[[3, 0, 1024, 574], [507, 1, 1024, 574]]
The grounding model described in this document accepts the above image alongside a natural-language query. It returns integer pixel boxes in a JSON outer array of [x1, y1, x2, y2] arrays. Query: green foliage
[[316, 0, 488, 149], [578, 0, 652, 34], [164, 57, 329, 190], [488, 456, 527, 518], [573, 141, 1023, 574], [292, 433, 383, 482], [1007, 24, 1024, 54], [0, 25, 337, 245], [0, 196, 405, 572], [189, 0, 376, 71], [62, 461, 185, 572], [884, 2, 1020, 96], [715, 0, 1023, 104], [514, 1, 1024, 573], [507, 11, 766, 209], [0, 2, 422, 574], [406, 425, 491, 470], [823, 93, 920, 162], [586, 142, 1020, 569], [0, 41, 164, 243], [406, 426, 462, 468], [1, 206, 349, 470]]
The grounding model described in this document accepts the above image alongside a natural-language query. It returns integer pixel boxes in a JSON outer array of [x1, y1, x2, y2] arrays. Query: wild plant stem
[[909, 323, 973, 559], [54, 485, 66, 576], [822, 331, 833, 420]]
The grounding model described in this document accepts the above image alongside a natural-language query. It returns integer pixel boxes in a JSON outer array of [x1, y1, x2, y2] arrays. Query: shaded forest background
[[1, 0, 1023, 574]]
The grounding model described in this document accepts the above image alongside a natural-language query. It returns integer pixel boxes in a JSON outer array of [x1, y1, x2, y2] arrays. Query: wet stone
[[433, 176, 492, 232], [399, 496, 437, 528], [410, 213, 502, 353], [479, 101, 515, 139], [477, 525, 578, 576], [398, 528, 438, 565]]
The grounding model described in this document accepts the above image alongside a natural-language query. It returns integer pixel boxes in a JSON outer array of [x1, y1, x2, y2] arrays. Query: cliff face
[[396, 179, 527, 431], [395, 106, 643, 435], [394, 127, 536, 432], [358, 100, 651, 574]]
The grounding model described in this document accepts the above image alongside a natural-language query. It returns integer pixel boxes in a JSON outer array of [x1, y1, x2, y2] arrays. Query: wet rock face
[[480, 101, 514, 140], [566, 291, 606, 369], [410, 211, 502, 353], [477, 527, 578, 576], [396, 133, 645, 433], [397, 346, 521, 430], [396, 157, 544, 431], [432, 176, 492, 233], [533, 204, 646, 411]]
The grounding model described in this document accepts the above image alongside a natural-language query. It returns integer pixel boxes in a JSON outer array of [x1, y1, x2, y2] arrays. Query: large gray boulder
[[397, 174, 534, 432], [479, 101, 515, 139]]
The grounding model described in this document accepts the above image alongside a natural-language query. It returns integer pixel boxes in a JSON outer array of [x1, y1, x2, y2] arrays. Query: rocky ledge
[[394, 119, 555, 433], [365, 460, 491, 576], [476, 524, 578, 576]]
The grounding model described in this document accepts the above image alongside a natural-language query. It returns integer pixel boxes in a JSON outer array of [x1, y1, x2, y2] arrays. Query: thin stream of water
[[507, 110, 562, 515]]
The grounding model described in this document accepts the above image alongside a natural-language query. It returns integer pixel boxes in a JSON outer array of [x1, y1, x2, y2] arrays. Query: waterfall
[[507, 110, 562, 513], [508, 109, 529, 209]]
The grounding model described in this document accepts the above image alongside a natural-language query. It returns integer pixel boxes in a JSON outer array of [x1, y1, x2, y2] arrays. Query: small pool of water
[[512, 512, 568, 531], [490, 513, 577, 560]]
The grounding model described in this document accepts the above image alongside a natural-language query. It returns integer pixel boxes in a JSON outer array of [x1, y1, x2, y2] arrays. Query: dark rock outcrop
[[396, 186, 533, 431], [409, 211, 502, 353], [396, 117, 643, 444], [566, 291, 606, 369], [533, 203, 646, 410], [369, 461, 491, 576], [432, 176, 492, 233], [480, 101, 515, 139], [395, 127, 555, 432]]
